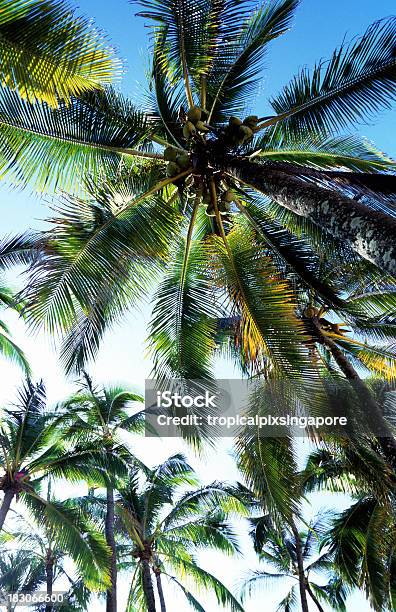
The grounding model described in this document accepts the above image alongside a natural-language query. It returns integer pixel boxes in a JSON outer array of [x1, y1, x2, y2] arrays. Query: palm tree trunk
[[306, 582, 325, 612], [141, 559, 156, 612], [230, 160, 396, 276], [0, 489, 14, 531], [105, 485, 117, 612], [155, 572, 166, 612], [290, 521, 309, 612], [313, 319, 396, 465], [45, 550, 54, 612]]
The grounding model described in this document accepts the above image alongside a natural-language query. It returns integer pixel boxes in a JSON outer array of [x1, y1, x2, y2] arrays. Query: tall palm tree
[[0, 0, 394, 379], [303, 443, 396, 612], [0, 379, 126, 589], [58, 374, 144, 612], [242, 512, 348, 612], [0, 548, 47, 611], [111, 454, 246, 612], [0, 509, 93, 612]]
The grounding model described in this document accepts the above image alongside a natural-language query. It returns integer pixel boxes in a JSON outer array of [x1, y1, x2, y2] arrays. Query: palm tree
[[0, 379, 127, 589], [243, 512, 348, 612], [0, 0, 394, 379], [109, 454, 246, 612], [57, 374, 144, 612], [0, 508, 93, 612], [303, 444, 396, 611], [0, 548, 47, 611]]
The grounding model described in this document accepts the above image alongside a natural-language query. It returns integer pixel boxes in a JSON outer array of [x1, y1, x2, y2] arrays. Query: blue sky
[[1, 0, 396, 610]]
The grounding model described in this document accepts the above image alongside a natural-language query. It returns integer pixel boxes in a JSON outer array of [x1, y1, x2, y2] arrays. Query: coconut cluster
[[202, 185, 236, 217], [223, 115, 260, 146], [182, 106, 210, 140], [164, 146, 190, 177]]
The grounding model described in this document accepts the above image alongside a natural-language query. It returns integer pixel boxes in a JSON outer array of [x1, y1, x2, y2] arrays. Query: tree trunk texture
[[230, 160, 396, 276], [105, 485, 117, 612], [313, 319, 396, 466], [290, 521, 309, 612], [155, 572, 166, 612], [141, 559, 157, 612], [0, 489, 14, 531]]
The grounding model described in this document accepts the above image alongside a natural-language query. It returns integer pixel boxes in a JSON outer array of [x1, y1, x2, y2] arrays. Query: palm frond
[[149, 210, 217, 382], [254, 133, 396, 173], [22, 492, 111, 590], [165, 554, 244, 612], [208, 220, 308, 374], [207, 0, 299, 122], [267, 17, 396, 136], [0, 327, 31, 375], [0, 233, 37, 271], [0, 0, 120, 107], [0, 86, 151, 193], [22, 173, 181, 371]]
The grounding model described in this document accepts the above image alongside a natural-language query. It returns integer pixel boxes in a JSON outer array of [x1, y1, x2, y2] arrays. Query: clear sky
[[1, 1, 396, 610]]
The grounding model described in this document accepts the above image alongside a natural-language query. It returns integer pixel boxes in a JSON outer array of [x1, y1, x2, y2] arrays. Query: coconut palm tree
[[242, 512, 348, 612], [57, 373, 144, 612], [0, 379, 128, 589], [303, 444, 396, 611], [106, 454, 246, 612], [0, 507, 95, 612], [0, 0, 395, 379], [0, 548, 47, 611]]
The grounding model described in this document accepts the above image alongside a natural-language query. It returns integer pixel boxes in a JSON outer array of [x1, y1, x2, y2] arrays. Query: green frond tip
[[0, 328, 31, 375], [268, 16, 396, 136], [0, 0, 121, 107]]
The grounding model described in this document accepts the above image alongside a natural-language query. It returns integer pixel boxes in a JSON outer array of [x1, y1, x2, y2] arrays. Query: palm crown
[[1, 0, 394, 383]]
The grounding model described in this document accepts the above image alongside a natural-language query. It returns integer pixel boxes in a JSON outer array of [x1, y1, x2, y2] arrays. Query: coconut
[[219, 201, 231, 214], [205, 204, 216, 217], [195, 120, 209, 133], [222, 189, 234, 203], [183, 121, 196, 139], [164, 146, 178, 162], [166, 161, 180, 177], [229, 116, 243, 127], [243, 115, 259, 127], [238, 125, 253, 143], [176, 153, 190, 169], [187, 106, 202, 124]]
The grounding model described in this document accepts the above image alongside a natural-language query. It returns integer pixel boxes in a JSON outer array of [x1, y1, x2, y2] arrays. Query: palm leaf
[[267, 17, 396, 136], [208, 220, 308, 374], [165, 554, 244, 612], [22, 492, 111, 590], [0, 323, 31, 374], [254, 133, 396, 173], [0, 86, 151, 193], [207, 0, 299, 122], [0, 0, 120, 107], [22, 173, 181, 365], [148, 210, 217, 382]]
